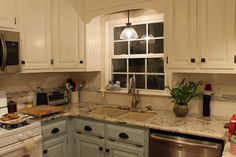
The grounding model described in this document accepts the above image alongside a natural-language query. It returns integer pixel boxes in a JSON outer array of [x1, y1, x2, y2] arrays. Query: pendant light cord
[[128, 10, 130, 24]]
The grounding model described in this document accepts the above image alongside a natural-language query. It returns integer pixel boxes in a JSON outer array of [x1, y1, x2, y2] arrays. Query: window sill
[[98, 89, 170, 97]]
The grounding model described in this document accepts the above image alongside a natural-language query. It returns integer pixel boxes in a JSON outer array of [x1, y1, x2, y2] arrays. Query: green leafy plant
[[166, 79, 203, 106]]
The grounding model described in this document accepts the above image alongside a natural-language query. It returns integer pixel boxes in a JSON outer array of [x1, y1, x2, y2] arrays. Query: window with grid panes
[[111, 22, 165, 90]]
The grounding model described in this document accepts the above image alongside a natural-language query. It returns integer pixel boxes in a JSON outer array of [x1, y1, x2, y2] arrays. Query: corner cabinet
[[42, 118, 69, 157], [167, 0, 235, 71], [0, 0, 17, 30]]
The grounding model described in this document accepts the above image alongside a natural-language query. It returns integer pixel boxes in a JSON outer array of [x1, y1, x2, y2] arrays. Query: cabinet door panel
[[167, 0, 198, 69], [43, 135, 68, 157], [75, 133, 105, 157], [199, 0, 235, 69], [106, 141, 144, 157], [52, 0, 83, 69], [0, 0, 17, 30], [20, 0, 51, 70]]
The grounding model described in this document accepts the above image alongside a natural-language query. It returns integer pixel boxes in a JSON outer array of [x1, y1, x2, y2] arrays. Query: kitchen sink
[[119, 112, 155, 122], [90, 107, 129, 118]]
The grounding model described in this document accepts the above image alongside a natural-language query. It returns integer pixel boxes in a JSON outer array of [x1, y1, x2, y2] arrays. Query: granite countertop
[[30, 103, 233, 157]]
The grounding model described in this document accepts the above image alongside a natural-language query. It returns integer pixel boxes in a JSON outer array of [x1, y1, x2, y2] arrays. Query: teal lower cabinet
[[106, 141, 144, 157], [42, 118, 148, 157], [75, 133, 105, 157], [74, 118, 148, 157], [43, 135, 68, 157], [42, 118, 70, 157]]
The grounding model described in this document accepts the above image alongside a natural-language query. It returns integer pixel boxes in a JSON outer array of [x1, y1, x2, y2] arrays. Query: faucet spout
[[128, 75, 140, 110]]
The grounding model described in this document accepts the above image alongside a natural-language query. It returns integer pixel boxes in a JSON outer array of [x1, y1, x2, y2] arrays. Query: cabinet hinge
[[50, 59, 54, 65], [14, 18, 16, 25], [67, 138, 69, 144], [166, 56, 168, 64], [74, 138, 76, 144]]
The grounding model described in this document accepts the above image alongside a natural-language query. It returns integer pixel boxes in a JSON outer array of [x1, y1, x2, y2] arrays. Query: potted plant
[[166, 79, 203, 117]]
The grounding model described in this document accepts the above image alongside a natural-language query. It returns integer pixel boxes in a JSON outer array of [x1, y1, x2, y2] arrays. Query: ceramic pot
[[173, 104, 189, 117]]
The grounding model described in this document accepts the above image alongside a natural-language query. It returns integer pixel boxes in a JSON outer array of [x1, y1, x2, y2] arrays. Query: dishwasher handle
[[150, 134, 219, 150]]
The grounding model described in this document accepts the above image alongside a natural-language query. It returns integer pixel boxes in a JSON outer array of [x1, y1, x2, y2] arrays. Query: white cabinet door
[[43, 135, 68, 157], [19, 0, 51, 71], [106, 141, 144, 157], [167, 0, 198, 69], [0, 0, 17, 30], [51, 0, 84, 70], [75, 133, 105, 157], [199, 0, 235, 69]]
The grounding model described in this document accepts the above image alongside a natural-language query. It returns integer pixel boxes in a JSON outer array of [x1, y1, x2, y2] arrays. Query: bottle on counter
[[203, 84, 212, 116]]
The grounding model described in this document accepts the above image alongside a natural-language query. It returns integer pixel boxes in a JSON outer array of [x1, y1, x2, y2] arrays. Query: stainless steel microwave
[[0, 30, 20, 73]]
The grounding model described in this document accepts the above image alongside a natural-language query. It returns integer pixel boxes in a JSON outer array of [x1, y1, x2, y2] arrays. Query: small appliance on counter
[[36, 88, 69, 106], [229, 114, 236, 138], [0, 91, 8, 117]]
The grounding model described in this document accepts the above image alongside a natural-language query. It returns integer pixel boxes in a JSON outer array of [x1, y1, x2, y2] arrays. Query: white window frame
[[102, 10, 168, 95]]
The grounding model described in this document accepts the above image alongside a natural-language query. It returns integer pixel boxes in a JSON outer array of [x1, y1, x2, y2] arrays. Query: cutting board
[[20, 105, 65, 117]]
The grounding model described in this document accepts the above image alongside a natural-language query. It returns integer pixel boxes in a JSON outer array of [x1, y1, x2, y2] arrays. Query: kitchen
[[0, 0, 236, 157]]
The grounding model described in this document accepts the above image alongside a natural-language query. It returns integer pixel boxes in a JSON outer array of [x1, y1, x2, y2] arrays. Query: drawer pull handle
[[201, 58, 206, 63], [51, 128, 60, 134], [119, 133, 129, 139], [106, 149, 110, 153], [99, 146, 103, 151], [43, 150, 48, 154], [84, 125, 92, 131]]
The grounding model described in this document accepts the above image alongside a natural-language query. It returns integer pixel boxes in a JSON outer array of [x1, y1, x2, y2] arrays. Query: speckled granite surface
[[29, 103, 233, 157]]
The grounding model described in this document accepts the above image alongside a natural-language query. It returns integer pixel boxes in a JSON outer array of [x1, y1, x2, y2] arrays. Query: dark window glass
[[114, 26, 126, 40], [148, 22, 164, 37], [147, 75, 165, 90], [112, 59, 127, 72], [130, 40, 146, 54], [129, 75, 145, 89], [114, 42, 128, 55], [147, 58, 164, 73], [112, 74, 127, 88], [132, 24, 146, 38], [129, 59, 145, 72], [148, 39, 164, 54]]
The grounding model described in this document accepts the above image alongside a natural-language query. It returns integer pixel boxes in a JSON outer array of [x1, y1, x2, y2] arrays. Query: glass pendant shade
[[120, 23, 138, 40], [120, 10, 138, 40]]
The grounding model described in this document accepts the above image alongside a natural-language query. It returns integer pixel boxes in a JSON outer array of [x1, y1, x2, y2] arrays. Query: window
[[111, 21, 165, 91]]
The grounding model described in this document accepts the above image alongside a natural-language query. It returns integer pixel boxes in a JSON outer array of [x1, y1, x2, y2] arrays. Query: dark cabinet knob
[[201, 58, 206, 63], [43, 150, 48, 154], [84, 125, 92, 131], [106, 149, 110, 153], [51, 128, 60, 134], [80, 60, 83, 64], [190, 58, 195, 63], [119, 132, 129, 139], [21, 60, 26, 64], [99, 146, 103, 151]]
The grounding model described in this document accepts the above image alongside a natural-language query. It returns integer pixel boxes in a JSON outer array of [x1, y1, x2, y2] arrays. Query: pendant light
[[120, 10, 138, 40]]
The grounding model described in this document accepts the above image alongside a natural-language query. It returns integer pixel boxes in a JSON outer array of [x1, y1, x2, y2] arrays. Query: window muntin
[[111, 21, 165, 90]]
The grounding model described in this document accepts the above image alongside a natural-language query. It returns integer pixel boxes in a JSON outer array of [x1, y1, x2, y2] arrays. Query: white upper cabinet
[[0, 0, 17, 30], [19, 0, 51, 71], [167, 0, 198, 69], [51, 0, 84, 70], [167, 0, 235, 71], [199, 0, 235, 69]]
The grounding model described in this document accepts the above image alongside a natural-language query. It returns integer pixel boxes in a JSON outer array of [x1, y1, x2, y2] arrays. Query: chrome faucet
[[128, 75, 140, 110]]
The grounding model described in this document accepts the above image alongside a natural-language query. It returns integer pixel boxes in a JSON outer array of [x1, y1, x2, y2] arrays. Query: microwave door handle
[[0, 35, 7, 71]]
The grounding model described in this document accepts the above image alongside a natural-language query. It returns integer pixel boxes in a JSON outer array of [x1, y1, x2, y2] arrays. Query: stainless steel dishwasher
[[149, 130, 223, 157]]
